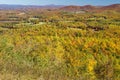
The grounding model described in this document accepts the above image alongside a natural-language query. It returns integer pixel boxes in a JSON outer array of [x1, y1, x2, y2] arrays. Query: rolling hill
[[59, 4, 120, 12]]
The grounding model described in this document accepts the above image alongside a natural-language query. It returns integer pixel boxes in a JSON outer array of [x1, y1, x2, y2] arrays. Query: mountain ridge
[[0, 4, 119, 11], [59, 4, 120, 12]]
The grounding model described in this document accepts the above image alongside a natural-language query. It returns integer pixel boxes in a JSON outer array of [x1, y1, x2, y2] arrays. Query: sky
[[0, 0, 120, 6]]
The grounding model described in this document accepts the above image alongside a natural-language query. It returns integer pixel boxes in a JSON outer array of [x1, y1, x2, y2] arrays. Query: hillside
[[0, 3, 120, 80], [101, 4, 120, 11], [59, 4, 120, 12]]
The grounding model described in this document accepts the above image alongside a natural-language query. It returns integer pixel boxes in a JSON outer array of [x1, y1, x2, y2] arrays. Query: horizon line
[[0, 3, 119, 6]]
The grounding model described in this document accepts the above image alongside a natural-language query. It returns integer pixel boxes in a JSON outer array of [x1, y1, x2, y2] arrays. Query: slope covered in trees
[[0, 4, 120, 80]]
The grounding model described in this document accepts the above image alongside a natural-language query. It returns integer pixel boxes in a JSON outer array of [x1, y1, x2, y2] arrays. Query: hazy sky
[[0, 0, 120, 5]]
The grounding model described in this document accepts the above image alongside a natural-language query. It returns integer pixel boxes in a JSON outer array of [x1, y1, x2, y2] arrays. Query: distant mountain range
[[59, 4, 120, 12], [0, 4, 120, 11], [0, 4, 64, 10]]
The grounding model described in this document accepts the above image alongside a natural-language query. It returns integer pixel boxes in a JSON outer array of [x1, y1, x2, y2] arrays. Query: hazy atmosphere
[[0, 0, 120, 5], [0, 0, 120, 80]]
